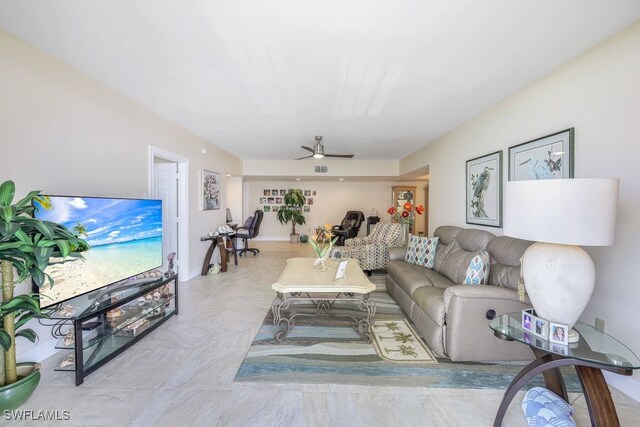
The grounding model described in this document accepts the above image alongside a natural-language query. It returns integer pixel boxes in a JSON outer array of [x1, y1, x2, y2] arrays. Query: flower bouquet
[[309, 223, 338, 271], [387, 203, 425, 244], [387, 202, 425, 225]]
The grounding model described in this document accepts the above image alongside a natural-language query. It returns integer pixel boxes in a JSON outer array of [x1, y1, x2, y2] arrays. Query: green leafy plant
[[276, 189, 306, 236], [0, 181, 87, 387]]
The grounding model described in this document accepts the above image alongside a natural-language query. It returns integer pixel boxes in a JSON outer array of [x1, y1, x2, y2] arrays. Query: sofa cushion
[[487, 236, 534, 290], [405, 235, 439, 268], [386, 260, 433, 297], [413, 286, 446, 326], [433, 226, 462, 272], [438, 229, 494, 284], [463, 251, 490, 285], [420, 267, 457, 290]]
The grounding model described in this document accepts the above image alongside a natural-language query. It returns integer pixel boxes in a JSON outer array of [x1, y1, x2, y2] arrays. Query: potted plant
[[0, 181, 86, 410], [276, 189, 306, 243]]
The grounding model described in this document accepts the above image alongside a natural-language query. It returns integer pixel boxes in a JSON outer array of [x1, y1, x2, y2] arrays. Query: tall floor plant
[[0, 181, 86, 386]]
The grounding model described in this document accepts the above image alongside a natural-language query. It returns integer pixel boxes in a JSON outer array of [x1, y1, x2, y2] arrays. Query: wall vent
[[314, 165, 328, 173]]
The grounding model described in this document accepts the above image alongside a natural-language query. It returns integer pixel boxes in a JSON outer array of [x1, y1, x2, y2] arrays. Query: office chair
[[236, 210, 264, 256]]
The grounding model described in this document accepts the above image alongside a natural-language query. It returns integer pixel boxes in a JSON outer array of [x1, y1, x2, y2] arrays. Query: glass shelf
[[46, 274, 178, 385], [489, 312, 640, 370]]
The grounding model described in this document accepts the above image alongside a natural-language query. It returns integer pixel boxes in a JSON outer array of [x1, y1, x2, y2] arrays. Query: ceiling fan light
[[313, 153, 324, 159]]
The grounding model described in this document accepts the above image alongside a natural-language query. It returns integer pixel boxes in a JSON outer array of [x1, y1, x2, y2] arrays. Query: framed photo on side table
[[550, 322, 569, 345], [466, 151, 502, 228], [508, 128, 574, 181]]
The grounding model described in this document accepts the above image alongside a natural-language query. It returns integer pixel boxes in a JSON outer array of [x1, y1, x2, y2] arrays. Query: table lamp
[[504, 178, 619, 342]]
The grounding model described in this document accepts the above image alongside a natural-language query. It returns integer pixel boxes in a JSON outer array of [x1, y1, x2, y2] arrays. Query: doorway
[[149, 146, 189, 280]]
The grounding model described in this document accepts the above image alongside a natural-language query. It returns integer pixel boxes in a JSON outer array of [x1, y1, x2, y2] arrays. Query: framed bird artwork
[[508, 128, 574, 181], [466, 151, 503, 227]]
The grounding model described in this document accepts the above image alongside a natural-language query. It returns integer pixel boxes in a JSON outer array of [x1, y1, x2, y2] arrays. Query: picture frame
[[533, 316, 549, 339], [334, 259, 348, 281], [201, 170, 220, 211], [466, 151, 502, 227], [550, 322, 569, 345], [264, 189, 270, 196], [508, 128, 574, 181], [279, 189, 286, 196], [263, 205, 271, 212], [522, 310, 533, 333]]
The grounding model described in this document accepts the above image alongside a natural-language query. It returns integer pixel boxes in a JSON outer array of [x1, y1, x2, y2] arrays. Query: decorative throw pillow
[[522, 387, 576, 427], [405, 235, 439, 269], [463, 251, 490, 285]]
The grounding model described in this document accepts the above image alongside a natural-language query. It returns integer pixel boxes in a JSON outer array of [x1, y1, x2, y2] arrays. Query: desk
[[489, 312, 640, 426], [200, 233, 237, 275]]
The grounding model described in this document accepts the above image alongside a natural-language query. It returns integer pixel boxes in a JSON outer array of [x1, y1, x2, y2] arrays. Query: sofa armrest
[[443, 284, 532, 362], [388, 247, 406, 261], [443, 285, 529, 311], [346, 235, 371, 246]]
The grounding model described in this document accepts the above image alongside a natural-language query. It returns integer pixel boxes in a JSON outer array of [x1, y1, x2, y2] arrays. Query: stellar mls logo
[[3, 410, 71, 421]]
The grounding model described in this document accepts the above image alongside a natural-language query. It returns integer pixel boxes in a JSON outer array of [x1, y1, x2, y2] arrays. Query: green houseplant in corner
[[0, 181, 86, 410], [277, 189, 306, 243]]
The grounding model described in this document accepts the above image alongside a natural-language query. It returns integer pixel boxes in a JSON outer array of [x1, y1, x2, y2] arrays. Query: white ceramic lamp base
[[521, 242, 596, 330]]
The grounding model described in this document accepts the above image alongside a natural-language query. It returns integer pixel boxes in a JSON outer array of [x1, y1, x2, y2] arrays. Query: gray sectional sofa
[[385, 225, 535, 362]]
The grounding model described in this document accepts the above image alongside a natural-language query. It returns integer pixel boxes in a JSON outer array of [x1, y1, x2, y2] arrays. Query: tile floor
[[12, 242, 640, 426]]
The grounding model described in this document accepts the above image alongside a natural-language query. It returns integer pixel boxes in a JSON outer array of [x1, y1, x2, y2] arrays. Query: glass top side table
[[489, 312, 640, 427]]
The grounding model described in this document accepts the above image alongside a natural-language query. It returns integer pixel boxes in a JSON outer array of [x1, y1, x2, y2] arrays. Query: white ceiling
[[1, 1, 639, 160]]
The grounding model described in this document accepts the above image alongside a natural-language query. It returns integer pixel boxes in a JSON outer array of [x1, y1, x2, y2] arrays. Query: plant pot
[[290, 234, 300, 243], [0, 362, 41, 411], [299, 235, 309, 243]]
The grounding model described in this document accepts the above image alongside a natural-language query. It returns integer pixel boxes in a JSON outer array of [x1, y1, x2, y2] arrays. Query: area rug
[[234, 292, 581, 390], [371, 320, 437, 363]]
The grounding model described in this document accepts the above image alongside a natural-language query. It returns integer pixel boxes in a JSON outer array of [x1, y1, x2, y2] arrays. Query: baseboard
[[17, 337, 60, 364], [604, 371, 640, 403], [254, 237, 290, 241], [187, 268, 201, 281]]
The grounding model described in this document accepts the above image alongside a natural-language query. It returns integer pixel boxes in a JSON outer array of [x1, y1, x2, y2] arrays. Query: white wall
[[246, 180, 428, 240], [243, 159, 399, 178], [401, 22, 640, 377], [0, 30, 242, 356], [225, 176, 244, 226]]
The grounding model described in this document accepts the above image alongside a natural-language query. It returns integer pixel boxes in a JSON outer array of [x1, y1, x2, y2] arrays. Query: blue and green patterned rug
[[235, 291, 581, 390]]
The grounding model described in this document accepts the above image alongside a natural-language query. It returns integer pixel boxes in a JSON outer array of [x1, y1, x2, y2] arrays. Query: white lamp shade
[[504, 178, 619, 246]]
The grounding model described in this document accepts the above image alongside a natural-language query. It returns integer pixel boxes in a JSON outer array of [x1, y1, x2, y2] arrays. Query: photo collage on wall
[[260, 189, 317, 213]]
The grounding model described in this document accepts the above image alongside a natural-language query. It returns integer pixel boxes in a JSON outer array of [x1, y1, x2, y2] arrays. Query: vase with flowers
[[308, 224, 338, 271], [387, 202, 425, 245]]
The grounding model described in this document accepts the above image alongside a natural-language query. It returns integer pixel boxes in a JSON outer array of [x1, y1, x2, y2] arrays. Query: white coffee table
[[271, 257, 376, 342]]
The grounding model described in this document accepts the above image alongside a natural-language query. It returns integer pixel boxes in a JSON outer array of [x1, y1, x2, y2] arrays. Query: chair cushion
[[405, 235, 439, 269], [463, 251, 490, 285], [522, 387, 576, 427]]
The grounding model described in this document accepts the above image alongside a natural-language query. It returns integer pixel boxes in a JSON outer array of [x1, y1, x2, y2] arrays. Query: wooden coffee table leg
[[576, 365, 620, 427]]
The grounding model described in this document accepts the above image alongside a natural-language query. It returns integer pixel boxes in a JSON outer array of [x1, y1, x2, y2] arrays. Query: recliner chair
[[236, 210, 264, 256], [331, 211, 365, 246]]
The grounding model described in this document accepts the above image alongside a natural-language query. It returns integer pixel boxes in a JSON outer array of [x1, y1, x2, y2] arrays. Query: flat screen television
[[33, 195, 163, 308]]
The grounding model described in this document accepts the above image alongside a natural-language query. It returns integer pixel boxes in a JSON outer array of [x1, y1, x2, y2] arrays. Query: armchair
[[331, 211, 365, 246], [332, 222, 403, 273]]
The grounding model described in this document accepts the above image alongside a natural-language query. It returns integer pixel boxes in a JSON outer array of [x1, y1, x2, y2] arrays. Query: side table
[[489, 312, 640, 427], [200, 233, 237, 275]]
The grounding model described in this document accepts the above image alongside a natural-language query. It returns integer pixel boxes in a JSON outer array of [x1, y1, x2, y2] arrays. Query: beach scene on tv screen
[[34, 196, 163, 307]]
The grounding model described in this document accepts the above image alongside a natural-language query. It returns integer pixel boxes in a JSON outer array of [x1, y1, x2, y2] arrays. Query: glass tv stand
[[48, 274, 179, 385]]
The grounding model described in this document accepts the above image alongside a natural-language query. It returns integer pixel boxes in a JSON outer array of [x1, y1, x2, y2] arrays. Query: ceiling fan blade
[[301, 146, 314, 153], [294, 154, 314, 160], [324, 154, 354, 158]]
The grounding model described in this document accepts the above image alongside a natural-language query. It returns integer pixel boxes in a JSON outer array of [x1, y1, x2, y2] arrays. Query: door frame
[[148, 146, 189, 281]]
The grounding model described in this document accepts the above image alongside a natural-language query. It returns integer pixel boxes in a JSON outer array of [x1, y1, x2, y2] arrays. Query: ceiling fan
[[295, 136, 355, 160]]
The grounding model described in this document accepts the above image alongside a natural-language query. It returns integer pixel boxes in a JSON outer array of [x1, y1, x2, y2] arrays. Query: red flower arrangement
[[387, 203, 424, 225]]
